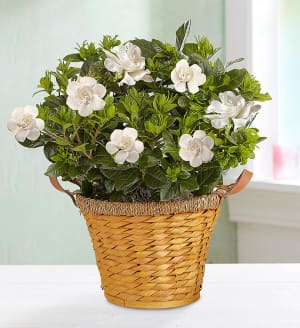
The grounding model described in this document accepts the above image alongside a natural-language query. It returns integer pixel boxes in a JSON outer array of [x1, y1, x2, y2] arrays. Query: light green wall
[[0, 0, 236, 264]]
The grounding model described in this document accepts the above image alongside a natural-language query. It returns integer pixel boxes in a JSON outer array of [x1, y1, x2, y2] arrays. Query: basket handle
[[49, 176, 77, 206], [215, 169, 253, 197], [49, 169, 253, 204]]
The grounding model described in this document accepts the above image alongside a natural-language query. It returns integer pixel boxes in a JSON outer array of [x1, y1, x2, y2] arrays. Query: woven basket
[[50, 170, 252, 309]]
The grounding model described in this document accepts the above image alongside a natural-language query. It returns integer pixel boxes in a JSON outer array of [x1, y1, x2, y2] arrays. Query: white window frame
[[225, 0, 280, 181]]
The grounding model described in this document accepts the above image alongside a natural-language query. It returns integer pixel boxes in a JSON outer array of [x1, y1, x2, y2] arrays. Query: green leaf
[[196, 162, 222, 195], [144, 167, 167, 189], [213, 58, 225, 75], [18, 139, 44, 148], [176, 20, 191, 53], [189, 53, 212, 75], [101, 35, 121, 50], [160, 183, 177, 201], [44, 142, 59, 162], [63, 53, 83, 62], [162, 131, 180, 161], [44, 162, 67, 177], [177, 171, 191, 180], [68, 166, 81, 178], [139, 150, 160, 170], [182, 43, 198, 56], [72, 143, 88, 152], [254, 92, 272, 102], [131, 39, 157, 57], [178, 96, 189, 108], [38, 72, 53, 94], [112, 168, 140, 191], [226, 69, 247, 89], [179, 175, 198, 193], [225, 57, 244, 68], [55, 138, 70, 146], [104, 179, 115, 193], [94, 146, 117, 168], [81, 180, 93, 197]]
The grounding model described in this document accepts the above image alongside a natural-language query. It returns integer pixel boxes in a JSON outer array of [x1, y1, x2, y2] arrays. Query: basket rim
[[75, 191, 224, 216]]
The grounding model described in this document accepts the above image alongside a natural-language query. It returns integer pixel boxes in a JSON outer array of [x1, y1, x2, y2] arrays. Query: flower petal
[[35, 118, 45, 131], [90, 96, 106, 111], [24, 105, 38, 117], [93, 84, 106, 98], [27, 128, 40, 141], [233, 118, 247, 130], [174, 81, 186, 93], [15, 129, 29, 142], [210, 118, 229, 129], [104, 58, 122, 73], [176, 59, 189, 72], [219, 91, 236, 105], [141, 74, 154, 83], [207, 100, 227, 114], [7, 119, 18, 133], [124, 127, 137, 140], [120, 72, 136, 86], [179, 134, 193, 147], [193, 130, 206, 140], [202, 136, 214, 149], [134, 140, 144, 153], [77, 105, 93, 117], [179, 148, 193, 161], [126, 151, 139, 163], [11, 107, 24, 119], [171, 68, 180, 84], [110, 129, 123, 144], [66, 95, 80, 110], [78, 76, 97, 87], [190, 64, 206, 85], [106, 141, 119, 154], [187, 80, 199, 94], [66, 81, 79, 96], [114, 150, 128, 164], [129, 69, 148, 82], [201, 146, 214, 162], [189, 156, 203, 168]]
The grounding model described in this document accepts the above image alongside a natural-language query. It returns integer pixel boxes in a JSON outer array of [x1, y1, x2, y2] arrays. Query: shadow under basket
[[50, 170, 252, 309]]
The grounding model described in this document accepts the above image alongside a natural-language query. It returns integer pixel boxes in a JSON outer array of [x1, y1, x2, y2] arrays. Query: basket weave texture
[[76, 193, 224, 309]]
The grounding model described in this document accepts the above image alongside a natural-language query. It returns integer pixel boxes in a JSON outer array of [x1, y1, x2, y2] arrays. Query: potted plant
[[7, 21, 271, 309]]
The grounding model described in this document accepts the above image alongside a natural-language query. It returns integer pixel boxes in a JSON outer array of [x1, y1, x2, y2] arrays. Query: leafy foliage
[[18, 21, 271, 202]]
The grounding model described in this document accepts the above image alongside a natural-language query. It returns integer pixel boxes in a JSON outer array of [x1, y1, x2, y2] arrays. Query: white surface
[[0, 264, 300, 328]]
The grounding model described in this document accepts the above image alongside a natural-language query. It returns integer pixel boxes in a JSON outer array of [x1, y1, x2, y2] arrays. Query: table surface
[[0, 264, 299, 328]]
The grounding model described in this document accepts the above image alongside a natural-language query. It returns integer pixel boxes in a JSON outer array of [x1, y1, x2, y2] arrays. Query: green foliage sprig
[[8, 21, 271, 202]]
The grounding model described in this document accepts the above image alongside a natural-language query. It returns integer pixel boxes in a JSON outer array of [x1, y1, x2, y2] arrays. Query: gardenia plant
[[7, 21, 271, 202]]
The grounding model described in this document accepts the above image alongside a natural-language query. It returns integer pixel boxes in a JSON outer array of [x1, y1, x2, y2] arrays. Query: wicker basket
[[50, 170, 252, 309]]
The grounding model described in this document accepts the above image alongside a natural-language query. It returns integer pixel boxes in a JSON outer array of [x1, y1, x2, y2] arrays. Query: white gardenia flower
[[205, 91, 261, 130], [66, 76, 106, 117], [104, 43, 153, 86], [7, 106, 45, 142], [171, 59, 206, 94], [106, 127, 144, 164], [179, 130, 214, 168]]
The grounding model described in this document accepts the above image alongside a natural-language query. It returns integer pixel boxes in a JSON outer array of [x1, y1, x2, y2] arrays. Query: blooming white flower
[[104, 43, 153, 86], [7, 106, 44, 142], [171, 59, 206, 94], [205, 91, 261, 130], [106, 127, 144, 164], [179, 130, 214, 167], [66, 76, 106, 117]]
